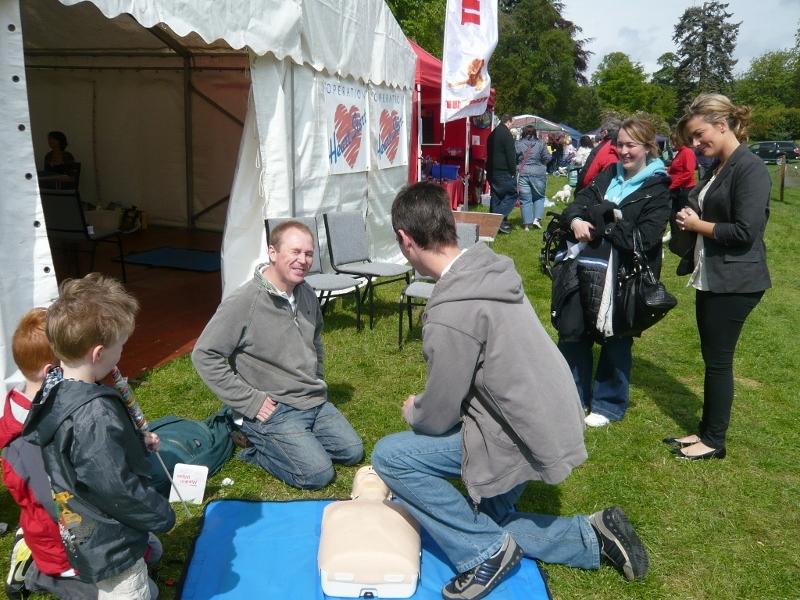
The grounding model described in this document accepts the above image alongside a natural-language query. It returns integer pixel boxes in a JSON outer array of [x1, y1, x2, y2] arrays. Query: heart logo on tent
[[334, 104, 363, 168], [378, 109, 401, 163]]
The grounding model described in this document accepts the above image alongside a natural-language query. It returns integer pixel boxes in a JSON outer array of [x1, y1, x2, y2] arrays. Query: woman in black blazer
[[669, 94, 771, 460]]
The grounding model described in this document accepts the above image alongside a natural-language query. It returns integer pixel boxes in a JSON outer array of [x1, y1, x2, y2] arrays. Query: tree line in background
[[386, 0, 800, 140]]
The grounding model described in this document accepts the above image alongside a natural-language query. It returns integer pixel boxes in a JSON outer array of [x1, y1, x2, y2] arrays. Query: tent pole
[[290, 63, 296, 217], [146, 26, 195, 228], [462, 118, 470, 212], [184, 55, 195, 228], [191, 85, 245, 127], [416, 83, 423, 182]]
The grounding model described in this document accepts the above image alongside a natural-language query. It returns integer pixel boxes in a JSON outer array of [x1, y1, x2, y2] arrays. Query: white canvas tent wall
[[0, 0, 416, 391]]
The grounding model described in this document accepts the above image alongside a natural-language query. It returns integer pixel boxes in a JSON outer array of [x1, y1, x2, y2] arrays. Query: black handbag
[[668, 188, 700, 258], [615, 229, 677, 336]]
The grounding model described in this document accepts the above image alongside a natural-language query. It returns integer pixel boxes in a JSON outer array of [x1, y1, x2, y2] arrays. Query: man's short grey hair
[[600, 117, 622, 138]]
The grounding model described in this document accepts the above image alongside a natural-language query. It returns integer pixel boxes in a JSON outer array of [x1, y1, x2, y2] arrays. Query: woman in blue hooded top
[[555, 117, 671, 427]]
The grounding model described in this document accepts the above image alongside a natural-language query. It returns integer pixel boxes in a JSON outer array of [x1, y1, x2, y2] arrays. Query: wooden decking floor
[[50, 225, 224, 378]]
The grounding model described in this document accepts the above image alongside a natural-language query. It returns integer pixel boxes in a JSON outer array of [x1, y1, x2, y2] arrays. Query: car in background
[[748, 140, 799, 163]]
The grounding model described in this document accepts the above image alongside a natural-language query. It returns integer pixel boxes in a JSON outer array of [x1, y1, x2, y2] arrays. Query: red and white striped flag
[[440, 0, 498, 123]]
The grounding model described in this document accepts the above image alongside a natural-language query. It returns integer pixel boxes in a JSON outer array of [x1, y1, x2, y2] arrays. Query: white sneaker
[[585, 412, 611, 427], [532, 219, 542, 229]]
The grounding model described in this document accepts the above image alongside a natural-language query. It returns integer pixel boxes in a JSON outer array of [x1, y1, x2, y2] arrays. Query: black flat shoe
[[663, 436, 693, 448], [675, 447, 726, 461]]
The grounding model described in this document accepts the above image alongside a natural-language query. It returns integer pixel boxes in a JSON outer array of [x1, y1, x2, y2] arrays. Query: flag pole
[[462, 118, 470, 211], [417, 83, 423, 182]]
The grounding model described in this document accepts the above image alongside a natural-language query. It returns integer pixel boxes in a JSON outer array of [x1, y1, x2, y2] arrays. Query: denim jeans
[[489, 172, 518, 221], [517, 174, 547, 224], [240, 401, 363, 489], [371, 429, 599, 574], [558, 336, 633, 421]]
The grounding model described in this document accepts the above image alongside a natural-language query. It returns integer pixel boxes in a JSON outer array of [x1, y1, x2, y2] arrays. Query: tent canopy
[[409, 40, 495, 182], [559, 122, 584, 142], [412, 40, 441, 93], [51, 0, 414, 88], [512, 114, 563, 134], [1, 0, 416, 390]]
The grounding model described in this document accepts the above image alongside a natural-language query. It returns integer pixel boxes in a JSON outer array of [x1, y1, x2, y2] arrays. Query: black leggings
[[696, 290, 764, 449]]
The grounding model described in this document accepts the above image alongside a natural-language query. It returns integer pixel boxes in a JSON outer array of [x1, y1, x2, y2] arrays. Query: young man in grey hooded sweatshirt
[[372, 182, 649, 600]]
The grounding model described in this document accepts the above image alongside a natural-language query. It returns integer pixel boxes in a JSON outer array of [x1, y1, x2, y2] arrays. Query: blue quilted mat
[[179, 499, 551, 600], [121, 247, 220, 272]]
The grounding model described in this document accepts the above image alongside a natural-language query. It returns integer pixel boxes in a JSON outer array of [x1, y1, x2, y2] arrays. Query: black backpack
[[145, 408, 235, 496]]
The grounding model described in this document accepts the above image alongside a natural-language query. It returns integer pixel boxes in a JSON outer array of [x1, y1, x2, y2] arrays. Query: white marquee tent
[[0, 0, 416, 389]]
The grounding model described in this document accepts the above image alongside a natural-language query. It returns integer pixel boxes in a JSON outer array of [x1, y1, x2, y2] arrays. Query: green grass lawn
[[2, 166, 798, 599]]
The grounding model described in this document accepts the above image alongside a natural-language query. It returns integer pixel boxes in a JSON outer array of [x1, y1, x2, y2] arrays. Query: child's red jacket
[[1, 388, 74, 576]]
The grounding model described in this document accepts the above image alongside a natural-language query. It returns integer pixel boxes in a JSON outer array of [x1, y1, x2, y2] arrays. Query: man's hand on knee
[[256, 397, 278, 422], [402, 394, 417, 425]]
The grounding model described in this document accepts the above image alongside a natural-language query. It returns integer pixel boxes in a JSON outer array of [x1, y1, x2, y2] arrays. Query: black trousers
[[695, 289, 764, 449], [488, 172, 518, 220]]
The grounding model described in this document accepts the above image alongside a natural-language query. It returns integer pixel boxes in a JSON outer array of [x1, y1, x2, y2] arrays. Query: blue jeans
[[240, 401, 363, 489], [371, 429, 599, 574], [558, 336, 633, 421], [489, 172, 518, 221], [517, 174, 546, 224]]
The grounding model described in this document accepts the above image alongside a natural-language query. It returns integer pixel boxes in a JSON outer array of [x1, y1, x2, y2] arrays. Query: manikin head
[[351, 465, 391, 501]]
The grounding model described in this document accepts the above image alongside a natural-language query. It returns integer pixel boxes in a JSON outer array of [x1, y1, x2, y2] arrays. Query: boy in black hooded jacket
[[24, 274, 174, 599]]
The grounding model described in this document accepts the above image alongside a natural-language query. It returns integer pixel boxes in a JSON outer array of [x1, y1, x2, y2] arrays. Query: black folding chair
[[41, 189, 127, 282], [323, 211, 412, 329]]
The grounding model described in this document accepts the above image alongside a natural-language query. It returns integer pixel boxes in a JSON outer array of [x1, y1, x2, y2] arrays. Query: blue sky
[[560, 0, 800, 78]]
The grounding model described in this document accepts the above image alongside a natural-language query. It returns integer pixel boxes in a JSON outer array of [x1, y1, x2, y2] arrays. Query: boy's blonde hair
[[47, 273, 139, 362], [12, 307, 57, 380]]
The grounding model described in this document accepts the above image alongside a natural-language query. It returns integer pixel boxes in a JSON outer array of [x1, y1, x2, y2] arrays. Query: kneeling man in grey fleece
[[192, 220, 363, 489]]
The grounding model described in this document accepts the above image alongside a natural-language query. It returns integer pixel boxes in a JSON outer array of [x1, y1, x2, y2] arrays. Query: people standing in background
[[572, 135, 595, 169], [575, 117, 621, 192], [561, 136, 576, 169], [515, 125, 551, 230], [694, 146, 716, 180], [486, 114, 518, 234], [547, 135, 564, 174], [667, 131, 697, 212]]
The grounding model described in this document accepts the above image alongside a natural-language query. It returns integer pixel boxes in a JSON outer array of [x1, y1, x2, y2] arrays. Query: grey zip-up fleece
[[192, 264, 326, 419], [406, 243, 587, 502]]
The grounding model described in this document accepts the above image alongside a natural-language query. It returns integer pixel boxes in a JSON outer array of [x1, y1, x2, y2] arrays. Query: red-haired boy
[[1, 307, 100, 599]]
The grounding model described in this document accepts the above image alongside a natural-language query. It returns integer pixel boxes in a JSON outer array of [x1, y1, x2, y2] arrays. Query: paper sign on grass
[[322, 76, 369, 174], [169, 464, 208, 505]]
